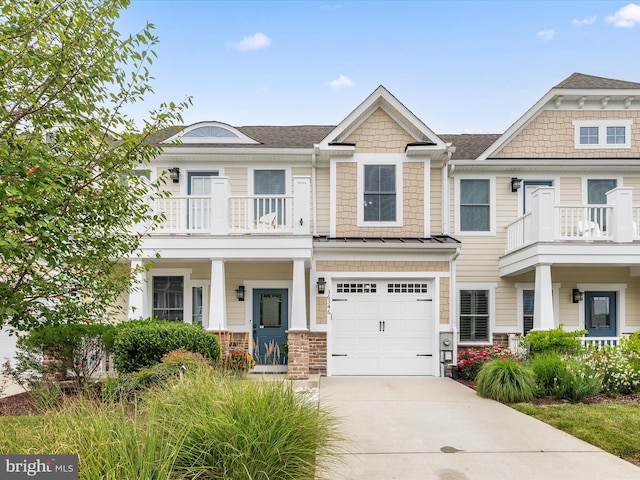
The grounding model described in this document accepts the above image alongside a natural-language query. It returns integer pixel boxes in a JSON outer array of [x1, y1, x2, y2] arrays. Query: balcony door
[[254, 170, 286, 226], [188, 172, 218, 230], [587, 179, 616, 232]]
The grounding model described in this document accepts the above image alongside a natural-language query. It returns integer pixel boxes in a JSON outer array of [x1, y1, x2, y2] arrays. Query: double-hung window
[[364, 165, 396, 222], [460, 179, 490, 232], [459, 290, 489, 342], [153, 276, 184, 322]]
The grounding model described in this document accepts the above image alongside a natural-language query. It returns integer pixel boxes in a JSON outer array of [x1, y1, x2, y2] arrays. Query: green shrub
[[525, 327, 586, 357], [103, 348, 215, 402], [551, 358, 601, 402], [530, 352, 566, 397], [476, 358, 537, 403], [111, 319, 220, 373], [10, 323, 114, 389]]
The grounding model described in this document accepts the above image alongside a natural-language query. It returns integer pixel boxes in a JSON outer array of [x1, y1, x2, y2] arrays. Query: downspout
[[442, 144, 455, 235], [312, 146, 318, 236]]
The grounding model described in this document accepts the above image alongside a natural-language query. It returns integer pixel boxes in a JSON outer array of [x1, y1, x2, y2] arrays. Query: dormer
[[162, 121, 260, 145]]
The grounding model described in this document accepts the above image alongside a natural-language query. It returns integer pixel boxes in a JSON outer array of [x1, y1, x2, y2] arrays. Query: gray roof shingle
[[555, 73, 640, 90]]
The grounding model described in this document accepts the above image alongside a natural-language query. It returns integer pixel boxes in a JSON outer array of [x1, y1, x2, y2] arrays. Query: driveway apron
[[319, 376, 639, 480]]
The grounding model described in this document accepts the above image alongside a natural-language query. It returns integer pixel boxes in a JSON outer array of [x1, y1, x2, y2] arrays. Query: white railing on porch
[[505, 187, 638, 253], [556, 205, 612, 239], [229, 195, 293, 232], [580, 337, 621, 349], [150, 176, 311, 236]]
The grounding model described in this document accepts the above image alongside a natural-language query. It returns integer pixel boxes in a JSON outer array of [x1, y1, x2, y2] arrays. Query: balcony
[[505, 187, 638, 253], [150, 176, 311, 236], [500, 187, 640, 276]]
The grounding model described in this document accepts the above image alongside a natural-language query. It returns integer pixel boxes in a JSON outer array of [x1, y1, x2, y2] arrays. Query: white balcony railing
[[505, 187, 638, 253], [151, 176, 311, 236]]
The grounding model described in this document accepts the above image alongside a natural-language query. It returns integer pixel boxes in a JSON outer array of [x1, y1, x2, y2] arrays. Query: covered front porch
[[126, 235, 317, 378]]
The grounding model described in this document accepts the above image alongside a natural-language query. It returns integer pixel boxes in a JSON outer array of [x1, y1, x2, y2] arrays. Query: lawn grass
[[513, 403, 640, 465]]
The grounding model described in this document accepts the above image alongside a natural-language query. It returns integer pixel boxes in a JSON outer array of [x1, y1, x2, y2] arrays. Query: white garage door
[[331, 280, 435, 375]]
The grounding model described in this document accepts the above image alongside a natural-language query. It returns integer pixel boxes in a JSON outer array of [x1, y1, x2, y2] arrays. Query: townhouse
[[95, 73, 640, 378]]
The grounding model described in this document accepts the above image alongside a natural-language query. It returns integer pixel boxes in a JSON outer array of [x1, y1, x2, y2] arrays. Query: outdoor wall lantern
[[316, 277, 326, 295], [235, 285, 245, 302], [168, 167, 180, 183], [510, 177, 522, 192], [572, 288, 583, 304]]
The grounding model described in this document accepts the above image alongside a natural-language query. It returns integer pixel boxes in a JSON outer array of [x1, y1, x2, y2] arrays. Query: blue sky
[[117, 1, 640, 134]]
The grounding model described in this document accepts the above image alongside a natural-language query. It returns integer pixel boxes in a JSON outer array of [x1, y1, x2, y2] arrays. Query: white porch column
[[290, 258, 308, 331], [208, 259, 227, 331], [607, 187, 634, 243], [128, 260, 146, 320], [533, 263, 555, 330], [531, 187, 555, 242]]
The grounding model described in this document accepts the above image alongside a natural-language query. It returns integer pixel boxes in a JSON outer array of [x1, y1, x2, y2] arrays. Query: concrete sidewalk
[[0, 375, 26, 398], [318, 377, 638, 480]]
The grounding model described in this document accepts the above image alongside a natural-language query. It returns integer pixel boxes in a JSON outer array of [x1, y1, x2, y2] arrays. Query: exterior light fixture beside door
[[168, 167, 180, 183], [316, 277, 326, 294], [236, 285, 245, 301], [572, 288, 583, 303]]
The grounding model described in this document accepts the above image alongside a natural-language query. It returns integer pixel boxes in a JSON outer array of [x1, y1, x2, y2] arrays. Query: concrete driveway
[[318, 376, 638, 480]]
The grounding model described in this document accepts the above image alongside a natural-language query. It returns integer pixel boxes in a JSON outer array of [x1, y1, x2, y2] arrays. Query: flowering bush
[[584, 338, 640, 396], [457, 347, 511, 380], [224, 350, 256, 372]]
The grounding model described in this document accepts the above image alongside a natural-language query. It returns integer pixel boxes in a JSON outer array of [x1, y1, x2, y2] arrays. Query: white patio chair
[[577, 220, 601, 237], [255, 212, 277, 229]]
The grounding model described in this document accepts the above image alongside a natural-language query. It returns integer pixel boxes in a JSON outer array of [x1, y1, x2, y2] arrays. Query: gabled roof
[[476, 72, 640, 160], [318, 85, 448, 150]]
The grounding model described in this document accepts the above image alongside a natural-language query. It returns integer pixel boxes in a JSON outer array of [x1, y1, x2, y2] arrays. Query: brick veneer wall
[[287, 330, 309, 380], [309, 332, 327, 375]]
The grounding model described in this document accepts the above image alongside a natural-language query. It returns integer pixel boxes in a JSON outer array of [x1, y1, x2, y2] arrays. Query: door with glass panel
[[252, 289, 288, 365], [587, 179, 616, 232], [188, 172, 218, 230], [254, 170, 285, 227], [585, 291, 617, 337]]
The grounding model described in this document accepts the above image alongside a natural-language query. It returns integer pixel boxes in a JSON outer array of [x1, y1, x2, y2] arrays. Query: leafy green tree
[[0, 0, 190, 332]]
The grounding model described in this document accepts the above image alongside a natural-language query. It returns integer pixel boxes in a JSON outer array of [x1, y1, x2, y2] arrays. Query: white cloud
[[573, 16, 597, 26], [230, 33, 272, 51], [605, 3, 640, 27], [536, 29, 556, 40], [326, 75, 355, 89]]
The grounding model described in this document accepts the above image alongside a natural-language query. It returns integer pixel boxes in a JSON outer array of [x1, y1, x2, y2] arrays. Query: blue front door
[[252, 289, 288, 365], [585, 291, 617, 337]]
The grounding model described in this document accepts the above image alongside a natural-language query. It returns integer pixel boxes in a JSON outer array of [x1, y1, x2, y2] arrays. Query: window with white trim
[[459, 290, 489, 342], [574, 120, 632, 149], [460, 179, 490, 232], [364, 165, 396, 222], [153, 276, 184, 321], [522, 290, 534, 336]]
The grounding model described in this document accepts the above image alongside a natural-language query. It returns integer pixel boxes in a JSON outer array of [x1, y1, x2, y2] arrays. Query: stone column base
[[286, 330, 309, 379]]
